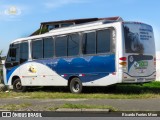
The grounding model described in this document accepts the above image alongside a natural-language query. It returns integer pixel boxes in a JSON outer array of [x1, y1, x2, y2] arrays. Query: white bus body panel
[[7, 62, 68, 86]]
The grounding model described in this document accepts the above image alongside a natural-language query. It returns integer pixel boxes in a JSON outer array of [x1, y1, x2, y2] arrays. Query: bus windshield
[[123, 22, 155, 54]]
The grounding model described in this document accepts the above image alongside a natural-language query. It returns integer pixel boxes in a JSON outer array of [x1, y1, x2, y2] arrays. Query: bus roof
[[12, 18, 123, 44], [30, 16, 123, 36]]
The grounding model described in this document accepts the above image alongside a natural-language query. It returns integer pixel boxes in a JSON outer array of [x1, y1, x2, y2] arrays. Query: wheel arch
[[68, 76, 80, 87], [11, 76, 20, 85]]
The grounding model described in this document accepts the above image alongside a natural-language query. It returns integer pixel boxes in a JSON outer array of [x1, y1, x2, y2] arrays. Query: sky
[[0, 0, 160, 56]]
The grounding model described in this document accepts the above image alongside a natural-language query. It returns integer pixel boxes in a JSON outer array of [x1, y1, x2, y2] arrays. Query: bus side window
[[7, 48, 16, 62], [55, 36, 67, 57], [32, 39, 43, 59], [5, 44, 20, 68], [20, 42, 28, 64], [97, 29, 111, 54], [68, 34, 79, 56], [43, 37, 54, 58], [82, 32, 96, 55], [7, 44, 19, 62]]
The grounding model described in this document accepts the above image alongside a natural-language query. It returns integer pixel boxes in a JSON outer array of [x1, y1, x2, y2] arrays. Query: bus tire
[[13, 78, 26, 92], [69, 77, 82, 94]]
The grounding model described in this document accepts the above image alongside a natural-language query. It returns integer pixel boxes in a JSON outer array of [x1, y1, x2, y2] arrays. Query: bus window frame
[[5, 43, 20, 68], [43, 36, 55, 59], [67, 33, 80, 58], [81, 27, 115, 56], [29, 27, 116, 60], [54, 33, 81, 58], [55, 35, 68, 58], [31, 38, 43, 60], [19, 41, 29, 64], [81, 30, 96, 56]]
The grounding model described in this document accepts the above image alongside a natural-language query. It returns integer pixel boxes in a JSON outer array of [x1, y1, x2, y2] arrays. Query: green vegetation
[[0, 103, 116, 111], [61, 103, 117, 111], [36, 28, 48, 34], [0, 81, 160, 99], [45, 103, 117, 111], [0, 103, 32, 111], [116, 81, 160, 94], [0, 50, 2, 56], [47, 107, 58, 111], [0, 92, 159, 99]]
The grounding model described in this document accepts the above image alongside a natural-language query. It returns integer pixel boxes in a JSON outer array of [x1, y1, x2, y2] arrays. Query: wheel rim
[[16, 81, 22, 90], [72, 81, 80, 92]]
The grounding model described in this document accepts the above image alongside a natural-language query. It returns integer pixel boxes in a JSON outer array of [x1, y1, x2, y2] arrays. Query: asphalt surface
[[0, 98, 160, 111]]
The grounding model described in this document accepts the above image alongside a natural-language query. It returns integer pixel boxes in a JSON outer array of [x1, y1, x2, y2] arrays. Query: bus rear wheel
[[69, 77, 82, 94], [13, 78, 26, 92]]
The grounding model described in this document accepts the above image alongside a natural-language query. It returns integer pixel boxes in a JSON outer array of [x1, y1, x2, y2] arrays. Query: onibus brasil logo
[[4, 6, 21, 16]]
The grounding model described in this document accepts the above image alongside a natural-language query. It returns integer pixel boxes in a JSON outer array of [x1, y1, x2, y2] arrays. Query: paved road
[[0, 98, 160, 111]]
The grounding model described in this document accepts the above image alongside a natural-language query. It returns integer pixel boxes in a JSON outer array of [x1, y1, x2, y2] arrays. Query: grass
[[0, 103, 117, 111], [61, 103, 117, 111], [1, 92, 159, 99], [118, 81, 160, 91], [47, 107, 58, 111], [46, 103, 117, 111], [0, 103, 32, 111], [1, 81, 160, 99]]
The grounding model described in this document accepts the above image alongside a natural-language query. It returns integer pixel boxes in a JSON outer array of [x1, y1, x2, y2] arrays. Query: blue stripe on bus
[[36, 54, 115, 82], [5, 54, 115, 83], [6, 66, 19, 83]]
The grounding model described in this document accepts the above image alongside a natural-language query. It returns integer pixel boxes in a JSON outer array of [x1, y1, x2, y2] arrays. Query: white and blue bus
[[3, 19, 156, 93]]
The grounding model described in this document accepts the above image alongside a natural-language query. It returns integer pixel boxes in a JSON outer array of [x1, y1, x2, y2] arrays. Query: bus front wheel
[[13, 78, 26, 92], [69, 77, 83, 94]]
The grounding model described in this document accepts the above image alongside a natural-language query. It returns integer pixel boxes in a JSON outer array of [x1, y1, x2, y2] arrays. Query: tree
[[0, 50, 2, 56], [0, 50, 2, 63]]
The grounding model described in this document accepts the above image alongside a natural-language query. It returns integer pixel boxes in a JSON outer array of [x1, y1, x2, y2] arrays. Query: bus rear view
[[121, 22, 156, 83]]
